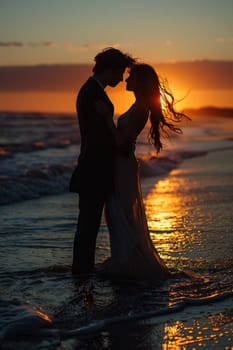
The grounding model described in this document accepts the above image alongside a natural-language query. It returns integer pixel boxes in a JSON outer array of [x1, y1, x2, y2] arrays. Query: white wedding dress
[[100, 106, 171, 280]]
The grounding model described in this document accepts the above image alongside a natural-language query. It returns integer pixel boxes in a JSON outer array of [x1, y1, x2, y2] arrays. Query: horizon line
[[1, 105, 233, 115]]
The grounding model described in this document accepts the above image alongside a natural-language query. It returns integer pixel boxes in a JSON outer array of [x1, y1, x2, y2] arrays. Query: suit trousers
[[72, 185, 107, 274]]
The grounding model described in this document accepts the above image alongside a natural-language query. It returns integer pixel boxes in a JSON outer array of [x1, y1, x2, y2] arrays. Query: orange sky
[[0, 61, 232, 114], [1, 1, 232, 114]]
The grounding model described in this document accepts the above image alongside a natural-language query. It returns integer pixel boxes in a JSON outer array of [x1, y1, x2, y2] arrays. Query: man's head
[[92, 47, 134, 87]]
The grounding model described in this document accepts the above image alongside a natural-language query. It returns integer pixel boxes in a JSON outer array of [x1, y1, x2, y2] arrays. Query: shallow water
[[0, 112, 233, 349], [1, 111, 233, 206], [0, 149, 233, 349]]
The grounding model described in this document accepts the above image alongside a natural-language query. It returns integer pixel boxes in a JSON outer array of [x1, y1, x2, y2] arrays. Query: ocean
[[0, 110, 233, 349]]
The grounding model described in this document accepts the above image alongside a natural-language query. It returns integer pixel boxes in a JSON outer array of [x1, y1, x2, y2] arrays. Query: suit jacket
[[70, 77, 116, 193]]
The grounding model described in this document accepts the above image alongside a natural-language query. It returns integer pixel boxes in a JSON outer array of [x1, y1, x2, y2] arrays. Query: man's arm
[[94, 100, 122, 145]]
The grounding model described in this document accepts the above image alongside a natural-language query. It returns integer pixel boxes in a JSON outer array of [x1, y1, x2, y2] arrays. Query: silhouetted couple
[[70, 47, 187, 279]]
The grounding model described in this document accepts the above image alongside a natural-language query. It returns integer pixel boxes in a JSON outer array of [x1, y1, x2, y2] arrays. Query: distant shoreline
[[183, 106, 233, 117]]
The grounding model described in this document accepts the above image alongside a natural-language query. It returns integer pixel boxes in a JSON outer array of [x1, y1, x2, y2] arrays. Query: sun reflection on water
[[144, 176, 194, 265], [144, 175, 233, 349], [161, 315, 233, 349], [35, 310, 52, 323]]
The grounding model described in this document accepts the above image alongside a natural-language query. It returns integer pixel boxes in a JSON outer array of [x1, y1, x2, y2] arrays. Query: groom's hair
[[93, 47, 134, 74]]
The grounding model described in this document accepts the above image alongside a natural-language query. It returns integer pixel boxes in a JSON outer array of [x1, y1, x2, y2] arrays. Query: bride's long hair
[[130, 63, 189, 153]]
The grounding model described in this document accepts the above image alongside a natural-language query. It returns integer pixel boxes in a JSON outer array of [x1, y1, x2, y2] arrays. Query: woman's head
[[126, 64, 159, 93], [127, 63, 189, 153], [126, 63, 161, 110]]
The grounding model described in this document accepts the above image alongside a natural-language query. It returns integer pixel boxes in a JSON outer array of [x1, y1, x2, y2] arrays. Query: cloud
[[63, 42, 123, 53], [0, 64, 92, 92], [216, 37, 233, 43], [164, 39, 172, 47], [0, 41, 55, 48], [0, 41, 125, 52], [0, 41, 24, 47], [0, 60, 232, 92]]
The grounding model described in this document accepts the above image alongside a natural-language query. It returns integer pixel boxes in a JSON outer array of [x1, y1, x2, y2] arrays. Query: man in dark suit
[[70, 48, 134, 274]]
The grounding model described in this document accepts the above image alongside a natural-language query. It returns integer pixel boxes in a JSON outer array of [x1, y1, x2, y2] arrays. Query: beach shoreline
[[1, 147, 233, 349]]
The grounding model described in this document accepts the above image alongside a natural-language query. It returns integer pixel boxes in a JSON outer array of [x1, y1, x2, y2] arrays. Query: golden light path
[[144, 175, 196, 348], [143, 174, 233, 348], [144, 174, 194, 266]]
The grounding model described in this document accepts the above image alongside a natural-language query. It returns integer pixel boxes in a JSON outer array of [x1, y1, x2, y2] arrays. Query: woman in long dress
[[97, 63, 188, 280]]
